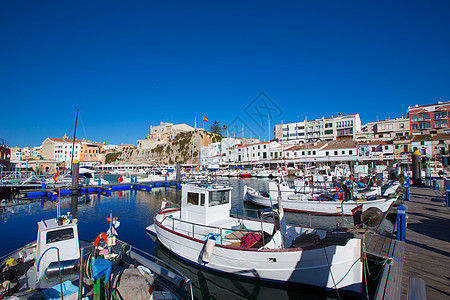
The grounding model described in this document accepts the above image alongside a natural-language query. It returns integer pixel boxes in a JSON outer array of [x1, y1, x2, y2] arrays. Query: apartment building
[[366, 118, 410, 141], [408, 101, 450, 135], [274, 113, 361, 143]]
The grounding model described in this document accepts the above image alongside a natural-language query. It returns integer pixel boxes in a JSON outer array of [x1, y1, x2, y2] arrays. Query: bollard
[[432, 177, 437, 190], [404, 182, 409, 201], [165, 175, 168, 181], [446, 187, 450, 207], [98, 178, 101, 186], [42, 181, 46, 190], [396, 204, 407, 241], [406, 176, 410, 185]]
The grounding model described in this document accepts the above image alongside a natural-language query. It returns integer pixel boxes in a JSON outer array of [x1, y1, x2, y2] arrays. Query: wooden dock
[[400, 186, 450, 300]]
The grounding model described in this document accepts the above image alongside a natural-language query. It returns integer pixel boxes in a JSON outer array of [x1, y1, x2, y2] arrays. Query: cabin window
[[46, 228, 74, 244], [209, 191, 229, 207], [187, 192, 205, 206]]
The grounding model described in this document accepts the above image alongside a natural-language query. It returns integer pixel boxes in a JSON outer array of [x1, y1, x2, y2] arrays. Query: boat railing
[[161, 214, 267, 246]]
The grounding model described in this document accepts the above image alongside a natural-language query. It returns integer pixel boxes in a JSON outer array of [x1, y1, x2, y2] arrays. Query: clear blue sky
[[1, 1, 449, 147]]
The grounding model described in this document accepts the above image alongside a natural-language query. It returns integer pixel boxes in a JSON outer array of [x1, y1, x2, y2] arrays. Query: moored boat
[[147, 182, 363, 295], [244, 180, 399, 215], [0, 210, 193, 300]]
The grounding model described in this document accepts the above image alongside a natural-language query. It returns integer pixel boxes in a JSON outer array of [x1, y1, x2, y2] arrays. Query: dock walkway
[[401, 186, 450, 299]]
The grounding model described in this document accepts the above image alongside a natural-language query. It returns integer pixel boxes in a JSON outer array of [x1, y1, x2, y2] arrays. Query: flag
[[52, 168, 59, 183], [203, 116, 208, 122]]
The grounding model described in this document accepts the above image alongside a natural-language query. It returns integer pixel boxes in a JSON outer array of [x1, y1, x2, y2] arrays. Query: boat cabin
[[35, 217, 80, 280], [181, 184, 232, 225]]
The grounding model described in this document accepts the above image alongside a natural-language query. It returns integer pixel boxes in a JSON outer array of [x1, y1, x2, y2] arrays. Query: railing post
[[446, 187, 450, 208], [432, 177, 437, 190], [396, 204, 407, 241]]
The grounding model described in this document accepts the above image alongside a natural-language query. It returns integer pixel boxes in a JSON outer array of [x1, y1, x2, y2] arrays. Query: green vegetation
[[209, 120, 222, 135], [105, 151, 121, 164]]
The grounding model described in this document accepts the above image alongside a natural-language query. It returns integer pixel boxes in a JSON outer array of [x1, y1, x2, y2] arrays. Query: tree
[[209, 120, 222, 135], [222, 125, 228, 137]]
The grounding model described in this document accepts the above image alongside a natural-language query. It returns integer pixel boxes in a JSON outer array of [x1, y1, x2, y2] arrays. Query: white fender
[[201, 235, 216, 264]]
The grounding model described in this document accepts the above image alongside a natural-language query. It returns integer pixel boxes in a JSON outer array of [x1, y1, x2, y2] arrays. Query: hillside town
[[1, 100, 450, 176]]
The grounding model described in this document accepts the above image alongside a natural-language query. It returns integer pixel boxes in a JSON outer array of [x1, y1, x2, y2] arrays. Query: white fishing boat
[[243, 180, 399, 215], [0, 210, 193, 300], [147, 182, 363, 295], [45, 166, 109, 186], [137, 169, 176, 183], [256, 169, 271, 178]]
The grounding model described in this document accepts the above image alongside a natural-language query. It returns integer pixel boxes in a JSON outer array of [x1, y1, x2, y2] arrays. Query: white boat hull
[[151, 211, 362, 294], [244, 186, 395, 215]]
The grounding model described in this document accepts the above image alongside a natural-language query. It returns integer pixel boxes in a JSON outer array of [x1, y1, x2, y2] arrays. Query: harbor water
[[0, 177, 392, 299]]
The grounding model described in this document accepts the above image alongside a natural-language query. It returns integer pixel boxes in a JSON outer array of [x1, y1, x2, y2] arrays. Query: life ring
[[94, 232, 108, 247], [124, 172, 129, 177], [118, 176, 123, 183]]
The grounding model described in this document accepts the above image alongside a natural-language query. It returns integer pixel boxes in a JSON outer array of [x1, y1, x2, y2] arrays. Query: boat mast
[[70, 109, 80, 172], [268, 116, 271, 170]]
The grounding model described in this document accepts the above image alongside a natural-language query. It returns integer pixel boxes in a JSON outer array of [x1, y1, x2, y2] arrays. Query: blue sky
[[1, 1, 449, 147]]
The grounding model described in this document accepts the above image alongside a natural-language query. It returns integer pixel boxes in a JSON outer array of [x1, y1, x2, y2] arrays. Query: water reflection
[[154, 239, 338, 300]]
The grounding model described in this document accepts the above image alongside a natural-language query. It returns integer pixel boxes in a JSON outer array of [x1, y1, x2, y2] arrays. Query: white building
[[283, 140, 358, 163], [201, 138, 243, 167], [358, 141, 394, 157], [225, 141, 281, 164], [275, 113, 362, 143], [41, 137, 82, 167]]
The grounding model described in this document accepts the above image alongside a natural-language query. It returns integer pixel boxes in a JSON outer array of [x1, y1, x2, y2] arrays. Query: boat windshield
[[209, 190, 229, 206], [46, 228, 74, 244]]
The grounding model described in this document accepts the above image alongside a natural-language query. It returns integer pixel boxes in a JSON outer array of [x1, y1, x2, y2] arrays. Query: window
[[302, 151, 305, 156], [325, 129, 333, 134], [396, 133, 403, 137], [439, 140, 444, 144], [349, 150, 353, 155], [307, 151, 311, 155], [418, 114, 430, 121], [395, 145, 399, 149], [419, 122, 431, 129], [209, 191, 229, 206], [420, 141, 425, 145], [46, 228, 74, 244], [434, 120, 447, 128], [411, 115, 417, 122], [313, 151, 316, 155], [342, 150, 345, 154], [187, 192, 204, 206], [325, 151, 329, 156], [400, 123, 404, 129], [385, 146, 389, 150], [434, 111, 447, 119], [325, 123, 332, 128], [412, 124, 418, 130], [334, 151, 338, 155]]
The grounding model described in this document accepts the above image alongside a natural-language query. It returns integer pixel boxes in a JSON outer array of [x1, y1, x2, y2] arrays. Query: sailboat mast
[[71, 109, 80, 171], [268, 116, 271, 170]]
